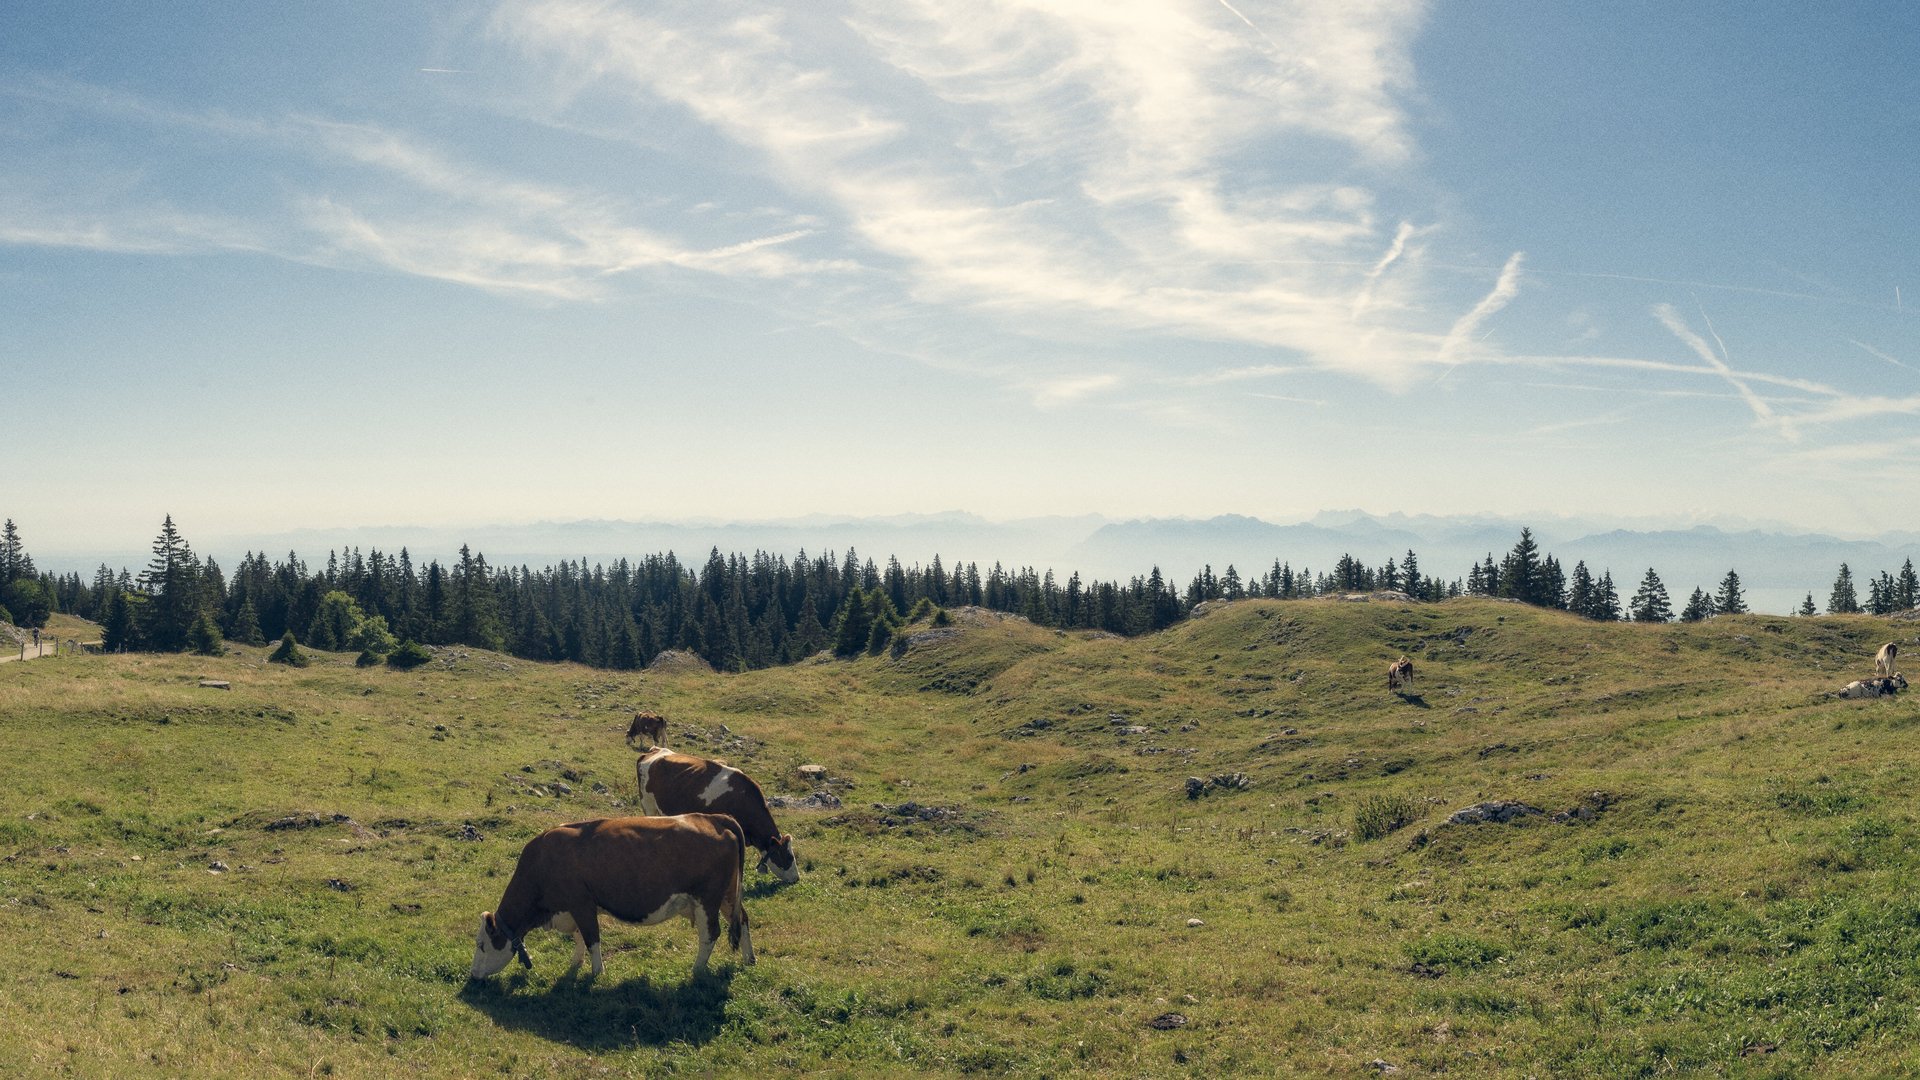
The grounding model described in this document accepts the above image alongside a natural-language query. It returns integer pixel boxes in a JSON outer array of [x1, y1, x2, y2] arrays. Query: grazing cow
[[626, 711, 668, 750], [469, 813, 752, 980], [637, 747, 799, 883], [1837, 674, 1910, 700], [1876, 642, 1900, 679], [1387, 656, 1415, 692]]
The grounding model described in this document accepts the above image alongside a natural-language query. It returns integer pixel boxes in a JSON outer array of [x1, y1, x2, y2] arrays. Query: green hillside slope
[[2, 598, 1916, 1077]]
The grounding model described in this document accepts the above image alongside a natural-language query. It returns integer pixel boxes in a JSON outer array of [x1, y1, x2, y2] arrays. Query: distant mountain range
[[44, 511, 1918, 617]]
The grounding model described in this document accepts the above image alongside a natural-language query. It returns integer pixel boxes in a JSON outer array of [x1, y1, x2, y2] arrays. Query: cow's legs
[[734, 910, 755, 965], [564, 908, 603, 977], [691, 902, 715, 973]]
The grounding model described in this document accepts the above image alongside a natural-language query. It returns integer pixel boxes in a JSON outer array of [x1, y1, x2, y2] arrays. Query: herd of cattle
[[471, 640, 1911, 982], [469, 712, 794, 980]]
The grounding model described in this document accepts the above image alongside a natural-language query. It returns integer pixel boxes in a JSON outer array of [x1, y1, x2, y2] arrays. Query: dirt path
[[0, 638, 55, 664]]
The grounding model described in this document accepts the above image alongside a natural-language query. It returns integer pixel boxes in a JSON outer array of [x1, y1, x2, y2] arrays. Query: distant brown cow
[[468, 813, 753, 980], [1387, 656, 1415, 692], [626, 711, 668, 750], [1876, 642, 1900, 679], [637, 748, 799, 883]]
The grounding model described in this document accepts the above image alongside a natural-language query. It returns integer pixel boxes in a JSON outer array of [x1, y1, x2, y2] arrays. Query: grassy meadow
[[4, 598, 1920, 1077]]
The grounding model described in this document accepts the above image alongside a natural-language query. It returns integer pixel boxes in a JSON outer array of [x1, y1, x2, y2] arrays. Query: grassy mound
[[0, 599, 1916, 1076]]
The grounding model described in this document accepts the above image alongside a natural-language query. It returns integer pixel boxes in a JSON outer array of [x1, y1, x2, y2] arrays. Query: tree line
[[2, 516, 1915, 671]]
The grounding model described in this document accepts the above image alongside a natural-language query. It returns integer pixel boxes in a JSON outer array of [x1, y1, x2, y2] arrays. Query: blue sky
[[3, 1, 1917, 554]]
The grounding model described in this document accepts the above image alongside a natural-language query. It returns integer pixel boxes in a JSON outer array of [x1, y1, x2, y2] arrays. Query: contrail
[[1215, 0, 1283, 51], [1438, 252, 1524, 362], [1654, 303, 1788, 438], [1848, 338, 1914, 372], [1351, 222, 1415, 321]]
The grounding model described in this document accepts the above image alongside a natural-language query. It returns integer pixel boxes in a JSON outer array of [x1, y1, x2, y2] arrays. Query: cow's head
[[469, 912, 532, 979], [1894, 675, 1911, 692], [758, 834, 800, 883], [626, 711, 667, 750]]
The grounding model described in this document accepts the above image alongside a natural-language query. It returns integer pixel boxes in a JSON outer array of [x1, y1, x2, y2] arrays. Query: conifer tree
[[1501, 528, 1541, 605], [1566, 561, 1596, 619], [1629, 568, 1673, 623], [1591, 571, 1621, 621], [1828, 564, 1860, 614], [1401, 550, 1422, 599], [831, 586, 872, 657], [1680, 588, 1714, 622], [1797, 593, 1818, 617], [1898, 559, 1920, 611], [1715, 569, 1747, 615]]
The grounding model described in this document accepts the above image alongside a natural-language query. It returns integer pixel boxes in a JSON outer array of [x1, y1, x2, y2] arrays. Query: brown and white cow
[[636, 747, 799, 883], [1387, 656, 1415, 692], [1837, 674, 1909, 700], [1876, 642, 1900, 679], [626, 711, 668, 751], [469, 813, 752, 981]]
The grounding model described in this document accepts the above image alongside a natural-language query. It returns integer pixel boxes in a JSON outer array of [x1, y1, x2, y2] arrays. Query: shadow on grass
[[458, 966, 738, 1049], [744, 877, 794, 901], [1397, 693, 1430, 709]]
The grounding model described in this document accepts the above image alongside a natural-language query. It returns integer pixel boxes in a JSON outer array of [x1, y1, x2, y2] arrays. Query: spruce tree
[[1828, 564, 1860, 614], [1680, 588, 1715, 622], [1501, 528, 1541, 605], [1714, 570, 1747, 615], [1797, 593, 1818, 617], [1566, 561, 1596, 619], [1629, 568, 1672, 623], [1899, 559, 1919, 611], [831, 586, 872, 657], [1591, 571, 1621, 621]]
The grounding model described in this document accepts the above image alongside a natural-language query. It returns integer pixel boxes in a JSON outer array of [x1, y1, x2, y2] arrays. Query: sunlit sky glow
[[3, 1, 1917, 554]]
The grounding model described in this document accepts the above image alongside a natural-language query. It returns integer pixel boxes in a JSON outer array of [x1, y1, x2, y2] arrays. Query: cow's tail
[[718, 815, 749, 951]]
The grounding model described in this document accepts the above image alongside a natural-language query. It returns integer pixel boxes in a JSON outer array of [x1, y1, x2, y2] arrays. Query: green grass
[[3, 600, 1919, 1076]]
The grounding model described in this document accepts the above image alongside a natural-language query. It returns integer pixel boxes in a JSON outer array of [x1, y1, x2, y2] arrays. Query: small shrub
[[1355, 793, 1419, 840], [354, 649, 381, 668], [1407, 932, 1506, 970], [908, 597, 939, 622], [268, 632, 309, 667], [386, 640, 432, 670], [931, 608, 953, 627]]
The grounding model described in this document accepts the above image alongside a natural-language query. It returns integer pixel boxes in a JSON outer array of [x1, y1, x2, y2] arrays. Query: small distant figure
[[32, 628, 40, 648], [1387, 656, 1415, 692], [626, 711, 668, 751], [1875, 641, 1900, 678]]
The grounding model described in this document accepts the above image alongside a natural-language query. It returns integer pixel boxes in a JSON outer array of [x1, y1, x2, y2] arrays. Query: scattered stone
[[797, 764, 828, 781], [455, 823, 483, 842], [1446, 801, 1542, 825], [197, 680, 230, 691], [1186, 918, 1205, 928], [1146, 1012, 1188, 1030], [208, 861, 229, 874], [325, 878, 351, 892], [769, 791, 844, 810], [1186, 773, 1253, 799], [1368, 1060, 1399, 1074], [1117, 725, 1152, 736], [1407, 962, 1445, 978]]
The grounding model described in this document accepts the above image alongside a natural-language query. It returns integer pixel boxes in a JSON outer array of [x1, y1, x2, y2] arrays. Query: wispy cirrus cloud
[[490, 0, 1517, 384], [0, 78, 846, 299]]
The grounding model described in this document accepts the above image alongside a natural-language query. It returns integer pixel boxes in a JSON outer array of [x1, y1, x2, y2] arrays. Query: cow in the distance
[[1876, 642, 1900, 679], [468, 813, 752, 981], [637, 747, 799, 883], [626, 711, 668, 750], [1837, 674, 1909, 699], [1387, 656, 1415, 692]]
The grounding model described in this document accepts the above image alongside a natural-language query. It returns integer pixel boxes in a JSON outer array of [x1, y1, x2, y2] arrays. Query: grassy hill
[[3, 599, 1919, 1077]]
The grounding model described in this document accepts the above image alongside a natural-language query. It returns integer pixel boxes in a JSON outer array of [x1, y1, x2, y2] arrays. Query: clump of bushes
[[267, 632, 308, 667], [1354, 793, 1420, 840], [386, 640, 432, 670], [354, 649, 382, 668]]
